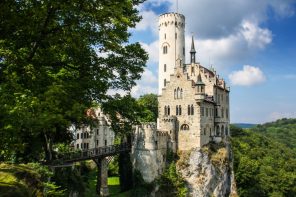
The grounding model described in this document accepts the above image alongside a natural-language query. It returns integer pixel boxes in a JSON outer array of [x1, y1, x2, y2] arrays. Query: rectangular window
[[201, 107, 204, 116], [164, 79, 166, 87], [206, 108, 208, 117], [81, 143, 83, 148], [96, 129, 99, 135], [77, 133, 79, 139], [76, 144, 79, 149], [96, 140, 99, 146]]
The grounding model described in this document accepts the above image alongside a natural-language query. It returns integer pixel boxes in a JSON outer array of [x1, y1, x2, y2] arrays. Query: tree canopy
[[231, 120, 296, 197], [0, 0, 148, 162]]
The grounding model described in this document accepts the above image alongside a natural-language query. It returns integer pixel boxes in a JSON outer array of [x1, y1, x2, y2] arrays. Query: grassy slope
[[0, 163, 44, 197]]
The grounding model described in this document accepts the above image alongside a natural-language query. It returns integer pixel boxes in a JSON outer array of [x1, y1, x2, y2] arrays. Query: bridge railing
[[52, 143, 131, 164]]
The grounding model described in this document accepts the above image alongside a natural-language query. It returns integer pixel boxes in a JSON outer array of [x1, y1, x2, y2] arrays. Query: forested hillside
[[231, 118, 296, 197], [252, 118, 296, 151]]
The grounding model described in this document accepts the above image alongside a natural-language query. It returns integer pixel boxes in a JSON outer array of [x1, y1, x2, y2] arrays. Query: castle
[[72, 12, 230, 184], [132, 12, 230, 182]]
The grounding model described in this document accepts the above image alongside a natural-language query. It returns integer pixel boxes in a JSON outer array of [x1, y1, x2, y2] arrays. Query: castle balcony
[[214, 117, 224, 123], [194, 93, 205, 102]]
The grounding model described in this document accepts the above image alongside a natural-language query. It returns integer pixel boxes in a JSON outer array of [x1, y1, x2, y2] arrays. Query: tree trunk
[[43, 131, 53, 162]]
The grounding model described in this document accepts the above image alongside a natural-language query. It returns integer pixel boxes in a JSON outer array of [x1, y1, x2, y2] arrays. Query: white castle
[[132, 12, 230, 182]]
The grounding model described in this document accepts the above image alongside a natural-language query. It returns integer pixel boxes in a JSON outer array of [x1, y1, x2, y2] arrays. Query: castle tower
[[158, 13, 185, 95]]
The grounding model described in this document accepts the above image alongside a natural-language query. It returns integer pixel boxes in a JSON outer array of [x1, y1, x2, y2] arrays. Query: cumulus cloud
[[185, 20, 272, 67], [241, 20, 272, 49], [169, 0, 294, 39], [135, 10, 158, 34], [229, 65, 266, 86], [131, 68, 158, 97], [141, 40, 159, 64]]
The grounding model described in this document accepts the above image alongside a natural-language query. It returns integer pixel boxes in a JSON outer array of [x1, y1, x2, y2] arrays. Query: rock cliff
[[177, 139, 238, 197]]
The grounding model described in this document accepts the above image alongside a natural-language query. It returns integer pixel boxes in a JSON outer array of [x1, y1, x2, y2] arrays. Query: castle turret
[[195, 73, 205, 102], [158, 13, 185, 95]]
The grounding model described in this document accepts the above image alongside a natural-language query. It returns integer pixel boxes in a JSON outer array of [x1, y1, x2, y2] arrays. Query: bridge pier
[[94, 158, 109, 196]]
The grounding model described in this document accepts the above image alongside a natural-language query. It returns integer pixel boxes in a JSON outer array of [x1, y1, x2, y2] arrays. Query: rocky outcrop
[[178, 139, 238, 197]]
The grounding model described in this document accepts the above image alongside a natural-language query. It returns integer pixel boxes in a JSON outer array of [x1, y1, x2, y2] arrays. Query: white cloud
[[241, 20, 272, 49], [131, 68, 158, 97], [168, 0, 294, 39], [185, 20, 272, 67], [140, 69, 158, 84], [141, 40, 159, 64], [229, 65, 266, 86], [135, 10, 158, 34]]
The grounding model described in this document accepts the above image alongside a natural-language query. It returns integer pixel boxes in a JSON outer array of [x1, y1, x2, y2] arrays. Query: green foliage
[[0, 0, 148, 162], [253, 118, 296, 151], [52, 161, 91, 196], [108, 155, 119, 176], [231, 123, 296, 197], [158, 162, 188, 197], [0, 162, 65, 196], [132, 170, 155, 197], [137, 94, 158, 122]]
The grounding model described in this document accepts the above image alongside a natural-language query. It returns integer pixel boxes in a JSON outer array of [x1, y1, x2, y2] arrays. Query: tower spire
[[190, 35, 196, 63]]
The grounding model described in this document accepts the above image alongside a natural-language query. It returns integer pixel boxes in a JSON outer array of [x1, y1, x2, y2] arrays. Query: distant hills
[[232, 123, 257, 128]]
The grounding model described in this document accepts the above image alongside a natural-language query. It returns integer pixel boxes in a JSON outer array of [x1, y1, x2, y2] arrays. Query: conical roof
[[190, 36, 196, 53]]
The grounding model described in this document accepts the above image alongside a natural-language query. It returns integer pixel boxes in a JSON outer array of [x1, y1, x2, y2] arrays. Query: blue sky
[[128, 0, 296, 124]]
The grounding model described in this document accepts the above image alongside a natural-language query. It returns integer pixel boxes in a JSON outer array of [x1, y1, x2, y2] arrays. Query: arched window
[[181, 124, 189, 131], [168, 106, 170, 115], [191, 105, 194, 115], [179, 105, 182, 115], [177, 87, 180, 99], [176, 105, 179, 115], [163, 46, 168, 54], [216, 126, 220, 136], [188, 105, 190, 115]]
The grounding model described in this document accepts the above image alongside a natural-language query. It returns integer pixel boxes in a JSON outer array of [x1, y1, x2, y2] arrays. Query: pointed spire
[[190, 35, 196, 63], [190, 36, 196, 53]]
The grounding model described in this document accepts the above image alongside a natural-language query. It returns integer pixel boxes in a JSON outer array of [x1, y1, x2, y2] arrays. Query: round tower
[[158, 13, 185, 95]]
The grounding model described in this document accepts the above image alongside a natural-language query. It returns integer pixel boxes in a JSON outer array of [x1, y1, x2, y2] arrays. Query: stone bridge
[[49, 143, 131, 196]]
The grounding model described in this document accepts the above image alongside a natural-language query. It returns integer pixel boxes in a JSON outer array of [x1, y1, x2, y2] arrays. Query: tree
[[137, 93, 158, 122], [0, 0, 148, 162]]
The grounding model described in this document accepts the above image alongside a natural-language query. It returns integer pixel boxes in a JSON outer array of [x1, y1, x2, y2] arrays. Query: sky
[[128, 0, 296, 124]]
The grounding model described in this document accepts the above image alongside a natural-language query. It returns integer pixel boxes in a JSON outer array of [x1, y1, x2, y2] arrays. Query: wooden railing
[[51, 143, 131, 165]]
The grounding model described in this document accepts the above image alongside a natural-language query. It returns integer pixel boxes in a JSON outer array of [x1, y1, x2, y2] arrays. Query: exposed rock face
[[178, 140, 238, 197]]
